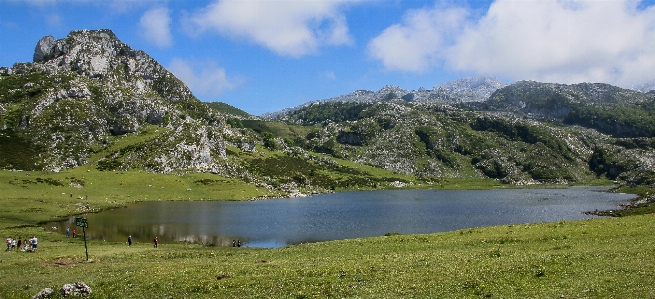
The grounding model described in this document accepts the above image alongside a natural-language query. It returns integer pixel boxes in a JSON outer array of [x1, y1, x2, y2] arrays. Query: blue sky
[[2, 0, 655, 115]]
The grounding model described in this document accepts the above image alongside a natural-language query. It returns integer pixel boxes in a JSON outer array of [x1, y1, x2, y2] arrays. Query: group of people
[[126, 235, 159, 248], [65, 227, 77, 238], [5, 236, 38, 252]]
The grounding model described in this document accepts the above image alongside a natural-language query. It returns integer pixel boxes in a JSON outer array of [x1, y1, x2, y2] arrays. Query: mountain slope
[[273, 99, 655, 186], [482, 81, 655, 137], [0, 29, 227, 172]]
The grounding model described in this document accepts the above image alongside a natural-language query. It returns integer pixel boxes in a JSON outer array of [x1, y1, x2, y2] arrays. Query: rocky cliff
[[0, 29, 226, 172]]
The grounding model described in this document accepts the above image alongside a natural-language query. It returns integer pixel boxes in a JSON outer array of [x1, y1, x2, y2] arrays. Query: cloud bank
[[168, 58, 241, 99], [139, 7, 173, 48], [182, 0, 354, 57], [369, 0, 655, 88]]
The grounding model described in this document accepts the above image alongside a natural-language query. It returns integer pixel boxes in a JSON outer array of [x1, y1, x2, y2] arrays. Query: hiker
[[11, 238, 16, 250], [153, 237, 158, 248], [66, 227, 70, 238], [17, 237, 22, 250], [30, 236, 37, 252], [128, 235, 132, 247], [232, 240, 236, 247], [72, 229, 76, 238], [6, 236, 12, 251]]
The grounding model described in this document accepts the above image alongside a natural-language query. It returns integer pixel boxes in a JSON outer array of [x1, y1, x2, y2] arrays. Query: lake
[[50, 186, 634, 248]]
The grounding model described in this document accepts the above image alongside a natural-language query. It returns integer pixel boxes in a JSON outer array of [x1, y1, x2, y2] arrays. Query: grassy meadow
[[1, 215, 654, 298], [0, 168, 654, 298]]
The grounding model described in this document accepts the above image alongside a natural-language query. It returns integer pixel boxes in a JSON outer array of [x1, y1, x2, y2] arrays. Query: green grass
[[1, 215, 654, 298], [0, 169, 263, 228], [204, 101, 252, 118]]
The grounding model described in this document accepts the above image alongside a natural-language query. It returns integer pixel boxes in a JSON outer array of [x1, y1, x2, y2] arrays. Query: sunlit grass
[[1, 215, 654, 298]]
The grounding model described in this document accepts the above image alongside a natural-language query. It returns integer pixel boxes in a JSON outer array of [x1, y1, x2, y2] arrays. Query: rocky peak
[[433, 77, 507, 102], [0, 29, 225, 172], [33, 35, 56, 63], [18, 29, 193, 102], [33, 29, 123, 63]]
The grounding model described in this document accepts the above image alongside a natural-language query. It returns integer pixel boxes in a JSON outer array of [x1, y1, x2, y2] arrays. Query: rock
[[32, 288, 54, 299], [240, 142, 256, 152], [0, 66, 12, 76], [34, 35, 56, 63], [59, 282, 92, 297]]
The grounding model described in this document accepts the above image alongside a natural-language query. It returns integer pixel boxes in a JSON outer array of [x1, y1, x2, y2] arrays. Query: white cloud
[[167, 58, 241, 99], [369, 0, 655, 87], [323, 71, 337, 81], [139, 7, 173, 48], [368, 3, 468, 72], [182, 0, 355, 57]]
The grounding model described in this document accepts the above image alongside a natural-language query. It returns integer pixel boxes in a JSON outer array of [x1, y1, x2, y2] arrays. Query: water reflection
[[49, 187, 634, 248]]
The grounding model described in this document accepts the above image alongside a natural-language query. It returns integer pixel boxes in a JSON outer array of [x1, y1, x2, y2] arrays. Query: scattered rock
[[59, 282, 92, 297], [32, 288, 53, 299]]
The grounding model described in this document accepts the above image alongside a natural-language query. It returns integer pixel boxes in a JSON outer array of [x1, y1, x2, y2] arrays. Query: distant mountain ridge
[[264, 76, 506, 118], [481, 81, 655, 138]]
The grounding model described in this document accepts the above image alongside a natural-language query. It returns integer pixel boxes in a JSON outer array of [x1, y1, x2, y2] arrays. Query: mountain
[[634, 80, 655, 93], [0, 30, 431, 197], [1, 29, 654, 192], [0, 29, 227, 172], [481, 81, 655, 138], [265, 77, 506, 119]]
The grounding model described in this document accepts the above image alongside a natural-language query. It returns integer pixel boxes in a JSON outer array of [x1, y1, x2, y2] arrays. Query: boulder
[[31, 288, 54, 299], [34, 35, 56, 63], [59, 282, 92, 297], [0, 66, 12, 76]]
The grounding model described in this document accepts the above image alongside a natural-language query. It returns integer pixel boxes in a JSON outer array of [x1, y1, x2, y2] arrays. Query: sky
[[2, 0, 655, 115]]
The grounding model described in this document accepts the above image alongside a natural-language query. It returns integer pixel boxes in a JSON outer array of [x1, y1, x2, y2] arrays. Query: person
[[72, 229, 76, 238], [237, 240, 242, 247], [232, 240, 236, 247], [128, 235, 132, 247], [17, 237, 22, 251], [30, 236, 37, 252], [66, 227, 70, 238], [153, 237, 158, 248], [6, 236, 12, 251], [11, 238, 16, 250]]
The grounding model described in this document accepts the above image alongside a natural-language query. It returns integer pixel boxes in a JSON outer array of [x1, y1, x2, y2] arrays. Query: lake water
[[50, 187, 634, 248]]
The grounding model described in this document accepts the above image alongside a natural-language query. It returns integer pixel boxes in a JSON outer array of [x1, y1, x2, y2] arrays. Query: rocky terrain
[[265, 76, 506, 119], [1, 29, 227, 173], [1, 29, 654, 195]]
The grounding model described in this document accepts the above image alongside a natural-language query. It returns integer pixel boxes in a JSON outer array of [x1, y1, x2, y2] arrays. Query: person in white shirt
[[30, 236, 38, 252]]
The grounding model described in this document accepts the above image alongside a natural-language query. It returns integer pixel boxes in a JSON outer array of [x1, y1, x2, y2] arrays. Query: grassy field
[[1, 168, 654, 298], [1, 215, 654, 298], [0, 169, 264, 228]]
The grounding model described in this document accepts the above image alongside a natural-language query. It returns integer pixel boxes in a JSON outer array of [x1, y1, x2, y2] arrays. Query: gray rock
[[59, 282, 92, 297], [34, 35, 55, 63], [0, 66, 12, 76], [32, 288, 54, 299]]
